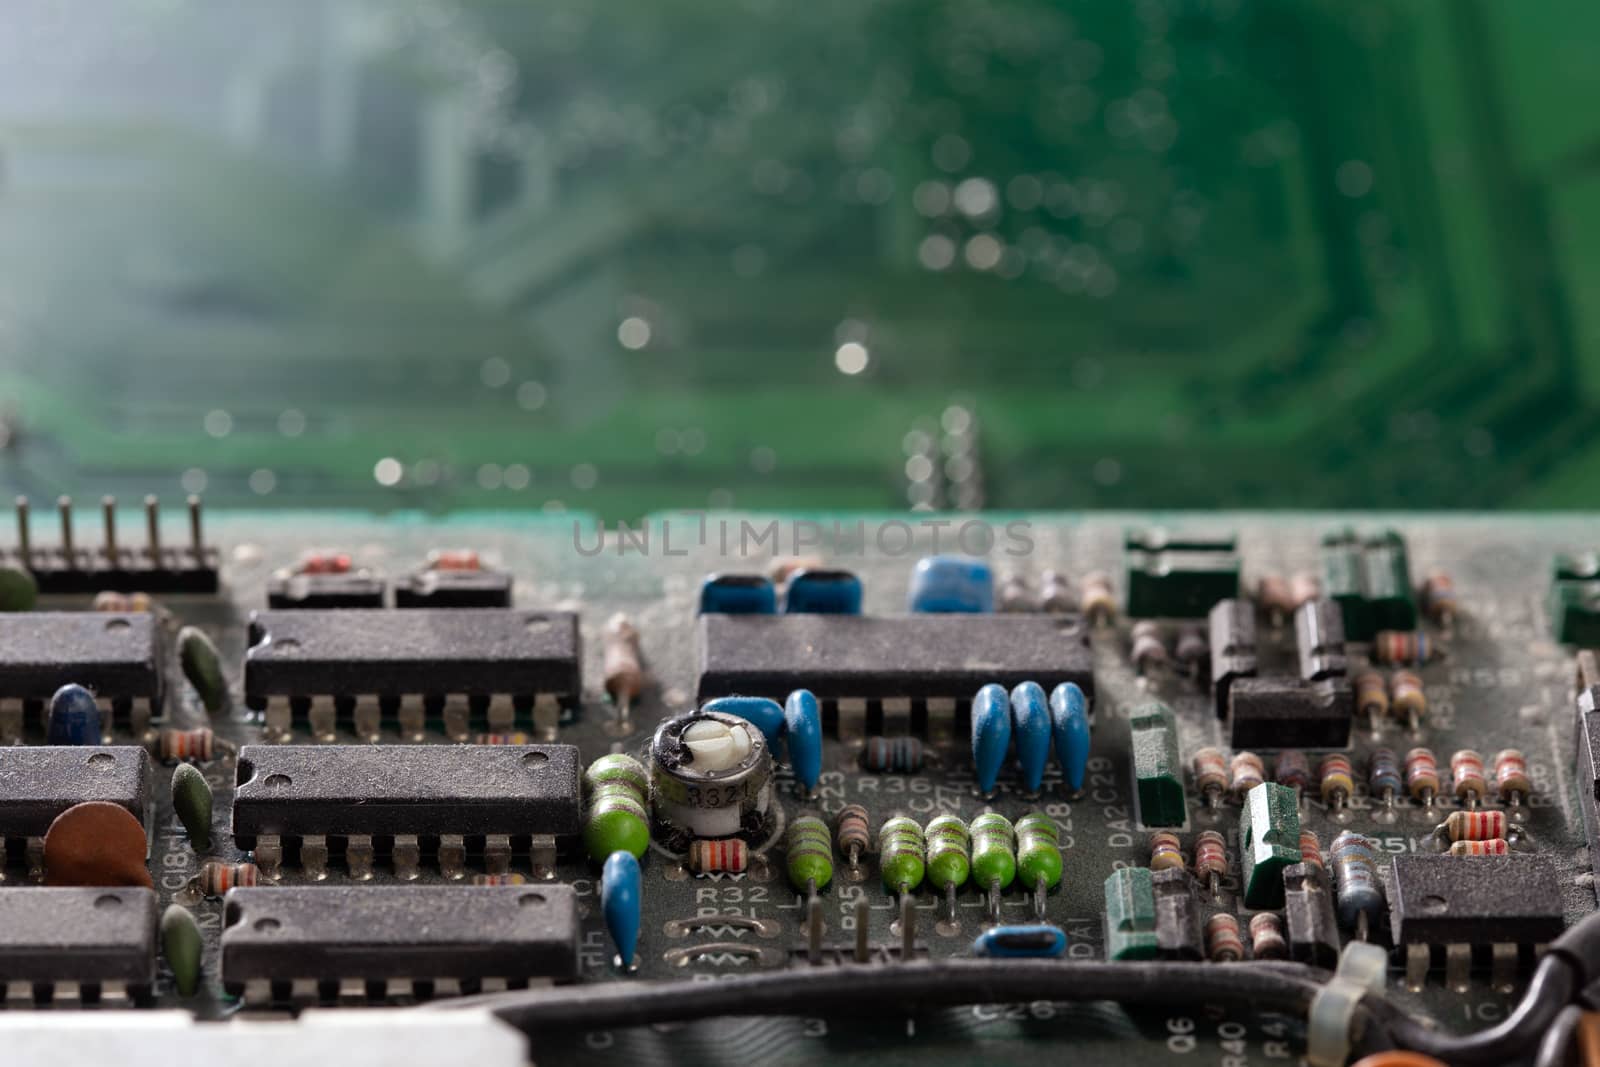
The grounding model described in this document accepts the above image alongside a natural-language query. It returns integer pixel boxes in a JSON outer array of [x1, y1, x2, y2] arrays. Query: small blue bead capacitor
[[701, 696, 785, 750], [1049, 682, 1090, 793], [907, 555, 993, 613], [47, 684, 101, 746], [784, 688, 822, 792], [601, 850, 642, 970], [972, 924, 1068, 958], [971, 683, 1012, 796], [699, 573, 777, 615], [784, 569, 863, 614], [1009, 681, 1051, 794]]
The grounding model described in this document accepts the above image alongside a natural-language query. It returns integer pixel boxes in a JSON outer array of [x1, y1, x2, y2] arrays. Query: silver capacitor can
[[649, 710, 774, 846]]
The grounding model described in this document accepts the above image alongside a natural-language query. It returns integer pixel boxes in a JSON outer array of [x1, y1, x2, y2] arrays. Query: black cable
[[1535, 1004, 1585, 1067], [431, 959, 1331, 1033], [1367, 954, 1575, 1066]]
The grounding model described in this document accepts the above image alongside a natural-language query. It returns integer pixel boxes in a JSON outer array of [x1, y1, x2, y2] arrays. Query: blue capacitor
[[784, 688, 823, 792], [47, 684, 101, 746], [1009, 681, 1052, 794], [972, 924, 1068, 958], [701, 696, 785, 749], [601, 850, 642, 969], [971, 683, 1012, 796], [1050, 682, 1090, 793], [784, 569, 863, 615], [907, 555, 993, 613], [699, 573, 777, 615]]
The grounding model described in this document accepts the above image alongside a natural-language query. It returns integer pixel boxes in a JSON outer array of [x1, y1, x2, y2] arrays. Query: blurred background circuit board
[[2, 0, 1599, 518]]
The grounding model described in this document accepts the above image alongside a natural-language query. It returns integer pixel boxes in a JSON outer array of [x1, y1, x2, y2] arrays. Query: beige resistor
[[603, 613, 646, 717]]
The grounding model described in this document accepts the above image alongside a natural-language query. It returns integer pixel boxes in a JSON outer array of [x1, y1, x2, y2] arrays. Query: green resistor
[[583, 754, 650, 862], [1016, 812, 1063, 920], [971, 811, 1017, 921], [786, 816, 834, 895], [926, 814, 971, 926], [879, 816, 926, 895]]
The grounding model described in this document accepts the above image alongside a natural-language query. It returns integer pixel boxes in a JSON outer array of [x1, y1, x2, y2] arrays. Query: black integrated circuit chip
[[243, 608, 581, 737], [232, 743, 581, 876], [221, 885, 580, 1003], [1388, 853, 1564, 948], [395, 564, 513, 608], [0, 887, 159, 1002], [0, 613, 165, 737], [266, 570, 386, 609], [696, 613, 1093, 738], [0, 745, 153, 844], [1227, 677, 1353, 749]]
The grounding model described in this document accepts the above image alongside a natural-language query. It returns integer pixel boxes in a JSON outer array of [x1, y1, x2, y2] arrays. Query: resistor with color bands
[[1298, 830, 1322, 870], [1205, 913, 1244, 962], [1450, 749, 1487, 805], [1330, 831, 1385, 932], [787, 817, 834, 892], [1150, 831, 1185, 872], [1318, 753, 1353, 809], [1193, 829, 1228, 895], [1273, 750, 1309, 793], [1405, 747, 1440, 803], [836, 804, 871, 871], [1192, 747, 1227, 805], [157, 727, 217, 763], [1390, 671, 1426, 727], [1229, 752, 1265, 800], [1420, 571, 1457, 624], [1355, 672, 1389, 722], [195, 860, 259, 897], [1441, 810, 1505, 843], [1449, 838, 1509, 857], [879, 816, 927, 893], [1249, 912, 1287, 960], [689, 838, 747, 874], [1494, 749, 1531, 805], [473, 873, 528, 886], [1373, 630, 1433, 666], [861, 735, 924, 773], [582, 753, 651, 861], [926, 814, 971, 923], [1016, 812, 1063, 918]]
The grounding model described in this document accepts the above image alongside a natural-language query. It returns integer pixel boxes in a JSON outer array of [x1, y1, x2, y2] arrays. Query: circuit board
[[6, 0, 1600, 516], [0, 509, 1595, 1065]]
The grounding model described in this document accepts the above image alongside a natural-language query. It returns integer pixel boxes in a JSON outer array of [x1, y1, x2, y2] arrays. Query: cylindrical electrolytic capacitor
[[971, 812, 1017, 921], [880, 816, 927, 895], [926, 814, 971, 926], [1330, 831, 1385, 939], [1009, 681, 1052, 795], [971, 683, 1012, 797], [784, 689, 823, 794], [786, 816, 834, 895], [649, 711, 773, 847], [583, 753, 651, 861], [1016, 812, 1063, 920]]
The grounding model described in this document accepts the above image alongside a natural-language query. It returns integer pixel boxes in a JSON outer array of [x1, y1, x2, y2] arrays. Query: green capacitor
[[583, 753, 651, 861], [1240, 781, 1301, 909], [1124, 529, 1239, 618], [1104, 866, 1158, 960], [879, 816, 926, 892], [925, 814, 971, 890], [1550, 553, 1600, 644], [1016, 812, 1063, 891], [161, 904, 203, 996], [0, 563, 38, 612], [970, 811, 1016, 890], [1129, 703, 1185, 827], [785, 815, 834, 892], [170, 762, 212, 851], [1321, 529, 1416, 640], [178, 625, 228, 713]]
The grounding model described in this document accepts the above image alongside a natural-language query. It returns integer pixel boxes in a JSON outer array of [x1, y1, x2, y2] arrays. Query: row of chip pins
[[12, 494, 204, 567], [1450, 749, 1487, 809], [1318, 754, 1354, 822], [926, 815, 971, 933], [1368, 747, 1402, 824], [836, 804, 870, 880], [971, 812, 1016, 922], [785, 817, 834, 961]]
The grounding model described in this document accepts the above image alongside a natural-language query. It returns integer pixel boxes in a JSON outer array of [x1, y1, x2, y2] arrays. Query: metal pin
[[806, 892, 822, 964], [899, 893, 915, 961], [101, 496, 117, 566], [14, 496, 29, 564], [57, 496, 74, 565], [853, 897, 870, 963], [144, 496, 160, 563], [187, 496, 203, 562]]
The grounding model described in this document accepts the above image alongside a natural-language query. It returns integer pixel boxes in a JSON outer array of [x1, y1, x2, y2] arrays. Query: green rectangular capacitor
[[1549, 553, 1600, 644], [1240, 781, 1301, 909], [1128, 702, 1185, 827], [1104, 866, 1158, 960], [1124, 529, 1240, 618], [1320, 529, 1416, 640]]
